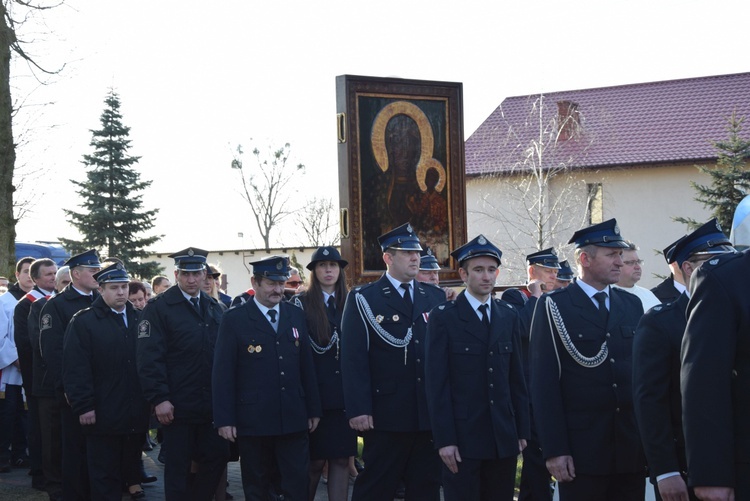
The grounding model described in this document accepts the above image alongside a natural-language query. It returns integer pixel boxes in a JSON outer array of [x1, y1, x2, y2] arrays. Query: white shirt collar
[[463, 291, 490, 321], [385, 272, 413, 298]]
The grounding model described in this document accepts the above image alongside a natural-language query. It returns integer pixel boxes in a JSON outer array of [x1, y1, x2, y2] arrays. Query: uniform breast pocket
[[450, 342, 483, 374], [618, 326, 636, 360]]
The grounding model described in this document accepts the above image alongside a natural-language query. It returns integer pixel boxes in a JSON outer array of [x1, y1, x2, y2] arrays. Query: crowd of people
[[0, 215, 747, 501]]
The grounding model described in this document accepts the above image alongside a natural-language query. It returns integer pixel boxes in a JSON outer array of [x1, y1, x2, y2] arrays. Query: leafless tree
[[230, 141, 305, 251], [0, 0, 64, 274], [469, 95, 597, 281], [295, 196, 339, 247]]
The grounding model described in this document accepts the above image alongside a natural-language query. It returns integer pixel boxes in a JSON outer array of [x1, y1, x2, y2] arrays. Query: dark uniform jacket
[[529, 282, 645, 475], [502, 288, 538, 384], [30, 297, 52, 398], [425, 291, 530, 460], [681, 250, 750, 491], [13, 287, 48, 394], [294, 292, 345, 411], [136, 286, 223, 424], [212, 299, 321, 436], [340, 275, 445, 432], [633, 293, 689, 483], [62, 298, 150, 436], [650, 275, 682, 304], [39, 285, 99, 400]]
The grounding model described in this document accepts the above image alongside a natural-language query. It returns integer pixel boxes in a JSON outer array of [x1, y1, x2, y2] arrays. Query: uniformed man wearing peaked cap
[[555, 260, 575, 286], [39, 249, 101, 501], [417, 247, 457, 301], [634, 219, 734, 501], [425, 235, 530, 500], [213, 255, 321, 500], [529, 219, 646, 501], [341, 222, 446, 501], [63, 263, 151, 500], [502, 245, 561, 501], [136, 247, 228, 501], [650, 236, 688, 304]]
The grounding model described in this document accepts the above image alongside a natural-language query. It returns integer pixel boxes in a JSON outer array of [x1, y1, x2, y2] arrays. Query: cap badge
[[116, 263, 124, 270], [187, 248, 195, 257], [406, 224, 413, 233], [427, 248, 433, 256], [614, 225, 620, 235], [276, 261, 283, 270], [323, 249, 330, 256], [551, 249, 557, 256], [478, 235, 487, 245], [716, 220, 722, 231]]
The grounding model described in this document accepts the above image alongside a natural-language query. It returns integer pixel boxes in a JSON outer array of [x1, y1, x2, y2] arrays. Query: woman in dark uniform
[[294, 247, 357, 501]]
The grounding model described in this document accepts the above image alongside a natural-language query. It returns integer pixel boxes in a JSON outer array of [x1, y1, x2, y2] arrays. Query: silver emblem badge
[[716, 220, 722, 231], [187, 248, 195, 256], [551, 248, 557, 256], [710, 259, 719, 265], [438, 305, 445, 310], [138, 320, 151, 338], [276, 261, 283, 270], [323, 249, 330, 256], [406, 224, 413, 233], [614, 225, 620, 235], [478, 235, 487, 245]]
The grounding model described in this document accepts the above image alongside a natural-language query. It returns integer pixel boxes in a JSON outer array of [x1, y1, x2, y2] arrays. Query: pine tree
[[675, 112, 750, 232], [60, 90, 163, 279]]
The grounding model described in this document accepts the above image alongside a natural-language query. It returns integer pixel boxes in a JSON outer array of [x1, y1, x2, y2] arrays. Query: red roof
[[465, 72, 750, 176]]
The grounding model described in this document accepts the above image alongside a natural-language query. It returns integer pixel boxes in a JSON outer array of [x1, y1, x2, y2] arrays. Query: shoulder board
[[353, 281, 377, 293], [704, 250, 743, 268], [435, 300, 456, 311], [493, 298, 515, 310]]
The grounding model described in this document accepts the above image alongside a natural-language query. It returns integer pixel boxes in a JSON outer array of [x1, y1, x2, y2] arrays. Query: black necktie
[[267, 309, 277, 323], [190, 297, 200, 311], [594, 291, 609, 324], [118, 311, 127, 328], [327, 295, 336, 321], [479, 303, 490, 332], [400, 283, 413, 312]]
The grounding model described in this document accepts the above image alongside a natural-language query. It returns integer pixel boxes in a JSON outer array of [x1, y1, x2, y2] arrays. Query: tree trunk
[[0, 6, 16, 276]]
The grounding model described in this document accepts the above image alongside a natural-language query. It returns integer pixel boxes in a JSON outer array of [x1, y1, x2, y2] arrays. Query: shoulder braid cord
[[355, 292, 412, 365], [545, 298, 608, 378], [293, 296, 340, 358]]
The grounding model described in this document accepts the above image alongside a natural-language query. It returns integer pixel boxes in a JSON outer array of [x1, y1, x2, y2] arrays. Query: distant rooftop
[[465, 72, 750, 176]]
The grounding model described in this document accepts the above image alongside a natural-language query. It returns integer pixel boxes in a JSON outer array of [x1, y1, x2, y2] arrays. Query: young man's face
[[174, 269, 206, 296], [459, 256, 500, 300], [101, 282, 129, 311]]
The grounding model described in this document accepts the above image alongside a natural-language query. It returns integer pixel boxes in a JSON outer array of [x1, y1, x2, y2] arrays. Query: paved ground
[[0, 444, 351, 500]]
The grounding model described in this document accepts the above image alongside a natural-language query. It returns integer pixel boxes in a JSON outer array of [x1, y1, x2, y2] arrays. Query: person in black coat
[[62, 263, 151, 501], [426, 235, 530, 501], [634, 219, 733, 501], [681, 247, 750, 500], [529, 219, 646, 501], [39, 249, 102, 501], [502, 247, 561, 501], [292, 247, 356, 501], [650, 236, 687, 305], [341, 222, 446, 501], [136, 247, 229, 501], [213, 255, 321, 501]]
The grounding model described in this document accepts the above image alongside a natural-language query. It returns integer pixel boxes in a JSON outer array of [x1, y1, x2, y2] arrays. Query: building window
[[587, 183, 603, 225]]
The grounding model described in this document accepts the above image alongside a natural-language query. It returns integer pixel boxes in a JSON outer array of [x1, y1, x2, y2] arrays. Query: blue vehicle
[[15, 242, 70, 266]]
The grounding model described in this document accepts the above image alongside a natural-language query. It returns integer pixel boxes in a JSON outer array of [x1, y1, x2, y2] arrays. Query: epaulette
[[352, 281, 377, 293], [434, 300, 456, 312], [703, 249, 743, 269], [494, 297, 516, 310]]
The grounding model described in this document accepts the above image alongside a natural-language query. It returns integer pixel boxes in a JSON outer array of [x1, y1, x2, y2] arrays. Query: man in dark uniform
[[31, 268, 68, 501], [341, 222, 446, 501], [62, 263, 151, 501], [554, 260, 574, 289], [633, 219, 733, 501], [39, 249, 101, 501], [503, 247, 561, 501], [650, 237, 686, 304], [529, 218, 645, 501], [13, 258, 57, 489], [425, 235, 530, 500], [416, 247, 457, 301], [681, 238, 750, 500], [213, 255, 321, 500], [136, 247, 228, 501]]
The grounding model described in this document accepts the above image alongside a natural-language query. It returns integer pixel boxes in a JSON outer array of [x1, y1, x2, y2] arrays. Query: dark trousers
[[61, 404, 89, 501], [162, 421, 229, 501], [37, 396, 62, 497], [0, 384, 28, 465], [442, 455, 517, 501], [519, 436, 553, 500], [558, 472, 645, 501], [237, 431, 309, 501], [352, 430, 440, 501], [86, 433, 144, 501], [26, 394, 43, 474]]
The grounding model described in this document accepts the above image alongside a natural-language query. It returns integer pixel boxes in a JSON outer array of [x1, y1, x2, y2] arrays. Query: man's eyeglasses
[[622, 259, 644, 266]]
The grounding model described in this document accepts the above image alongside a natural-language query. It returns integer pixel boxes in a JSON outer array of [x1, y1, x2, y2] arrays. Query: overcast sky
[[11, 0, 750, 253]]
